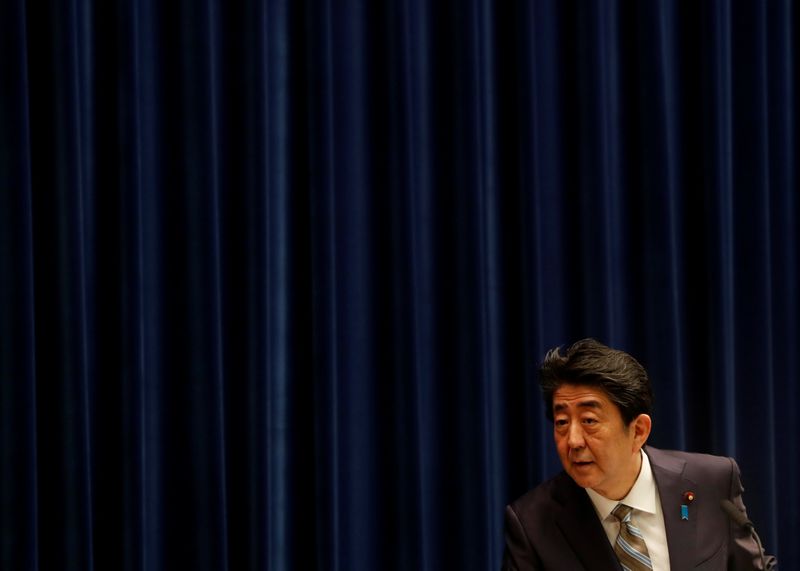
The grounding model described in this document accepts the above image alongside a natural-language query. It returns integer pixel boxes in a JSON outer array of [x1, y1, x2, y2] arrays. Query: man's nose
[[567, 422, 585, 449]]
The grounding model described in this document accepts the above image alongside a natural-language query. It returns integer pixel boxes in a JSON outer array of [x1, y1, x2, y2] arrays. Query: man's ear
[[631, 414, 652, 450]]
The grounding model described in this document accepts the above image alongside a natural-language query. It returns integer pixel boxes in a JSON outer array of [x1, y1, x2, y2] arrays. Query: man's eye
[[555, 419, 568, 427], [582, 418, 598, 424]]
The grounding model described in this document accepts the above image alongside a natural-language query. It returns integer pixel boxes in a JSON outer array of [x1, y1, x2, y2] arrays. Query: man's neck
[[595, 449, 643, 501]]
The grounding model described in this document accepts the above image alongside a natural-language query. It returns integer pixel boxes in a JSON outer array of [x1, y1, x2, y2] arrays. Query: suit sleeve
[[726, 458, 778, 570], [502, 504, 542, 571]]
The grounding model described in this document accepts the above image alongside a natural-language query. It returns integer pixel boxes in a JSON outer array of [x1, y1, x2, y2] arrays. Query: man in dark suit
[[502, 339, 776, 570]]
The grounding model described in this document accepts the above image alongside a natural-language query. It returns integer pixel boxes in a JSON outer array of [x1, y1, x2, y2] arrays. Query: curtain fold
[[1, 4, 38, 570], [1, 1, 798, 569]]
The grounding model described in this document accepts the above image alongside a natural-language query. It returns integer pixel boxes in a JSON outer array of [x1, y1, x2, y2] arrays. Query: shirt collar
[[585, 449, 658, 520]]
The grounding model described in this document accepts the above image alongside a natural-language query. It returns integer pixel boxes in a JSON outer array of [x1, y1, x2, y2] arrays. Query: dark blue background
[[1, 0, 797, 569]]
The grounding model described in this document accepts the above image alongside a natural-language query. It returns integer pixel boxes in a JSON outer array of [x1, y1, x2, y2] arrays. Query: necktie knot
[[612, 503, 634, 523]]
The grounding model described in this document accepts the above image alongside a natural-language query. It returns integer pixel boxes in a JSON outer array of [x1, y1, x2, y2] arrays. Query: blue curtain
[[1, 0, 797, 569]]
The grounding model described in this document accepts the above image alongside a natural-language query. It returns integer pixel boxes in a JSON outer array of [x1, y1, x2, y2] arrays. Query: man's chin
[[568, 465, 598, 488]]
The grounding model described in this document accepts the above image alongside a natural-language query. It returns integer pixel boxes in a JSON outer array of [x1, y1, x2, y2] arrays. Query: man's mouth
[[572, 460, 593, 467]]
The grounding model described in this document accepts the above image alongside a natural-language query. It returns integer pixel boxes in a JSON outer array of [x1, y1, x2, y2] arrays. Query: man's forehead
[[552, 385, 612, 409]]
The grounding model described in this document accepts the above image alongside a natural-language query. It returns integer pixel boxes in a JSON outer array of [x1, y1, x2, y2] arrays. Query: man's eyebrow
[[553, 399, 604, 412]]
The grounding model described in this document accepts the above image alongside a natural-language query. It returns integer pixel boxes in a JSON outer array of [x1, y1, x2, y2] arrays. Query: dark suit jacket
[[503, 446, 774, 570]]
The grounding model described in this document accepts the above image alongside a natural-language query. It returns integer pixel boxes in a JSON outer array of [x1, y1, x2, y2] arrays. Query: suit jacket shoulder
[[503, 471, 620, 570], [645, 446, 772, 569]]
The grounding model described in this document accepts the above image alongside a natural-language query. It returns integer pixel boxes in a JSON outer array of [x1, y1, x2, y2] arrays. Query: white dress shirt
[[585, 450, 671, 571]]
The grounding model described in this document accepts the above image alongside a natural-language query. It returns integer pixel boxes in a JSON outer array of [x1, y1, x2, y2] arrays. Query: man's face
[[552, 384, 648, 500]]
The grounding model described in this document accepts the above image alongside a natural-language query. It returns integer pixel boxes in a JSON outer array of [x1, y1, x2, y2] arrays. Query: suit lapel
[[554, 474, 622, 571], [647, 447, 698, 570]]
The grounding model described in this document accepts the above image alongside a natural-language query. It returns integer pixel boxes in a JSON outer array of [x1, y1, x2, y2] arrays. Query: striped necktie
[[611, 503, 653, 570]]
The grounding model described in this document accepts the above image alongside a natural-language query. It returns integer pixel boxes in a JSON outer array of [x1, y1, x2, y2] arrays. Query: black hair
[[539, 338, 653, 425]]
